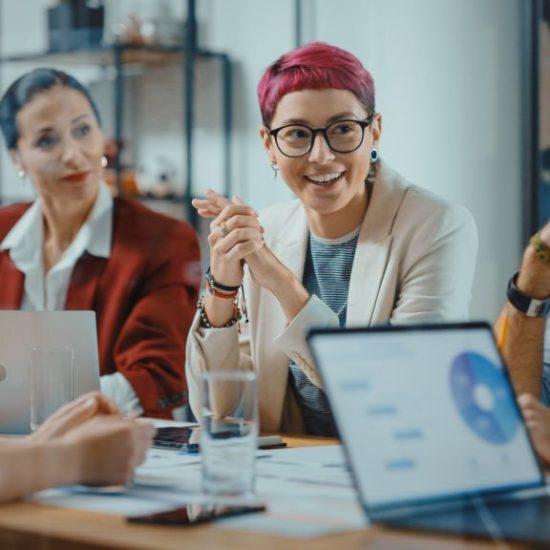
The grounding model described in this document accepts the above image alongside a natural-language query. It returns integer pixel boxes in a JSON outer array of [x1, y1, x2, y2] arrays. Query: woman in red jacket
[[0, 68, 200, 418]]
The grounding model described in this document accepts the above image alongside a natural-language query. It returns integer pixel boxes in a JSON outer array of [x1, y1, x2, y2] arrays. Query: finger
[[37, 396, 101, 440], [43, 392, 101, 425], [206, 188, 231, 206], [225, 239, 264, 263], [224, 214, 263, 233], [95, 394, 120, 415], [522, 410, 537, 422], [216, 204, 258, 224], [196, 208, 218, 219], [192, 198, 223, 215], [518, 394, 540, 409], [213, 227, 263, 255]]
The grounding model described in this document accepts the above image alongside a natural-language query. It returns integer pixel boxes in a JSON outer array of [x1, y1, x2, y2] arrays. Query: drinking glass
[[29, 345, 74, 431], [198, 371, 258, 496]]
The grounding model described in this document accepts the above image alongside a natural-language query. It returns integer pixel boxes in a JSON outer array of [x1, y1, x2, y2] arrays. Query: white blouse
[[0, 182, 142, 415]]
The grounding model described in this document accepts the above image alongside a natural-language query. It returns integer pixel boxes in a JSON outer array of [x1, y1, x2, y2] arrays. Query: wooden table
[[0, 436, 523, 550]]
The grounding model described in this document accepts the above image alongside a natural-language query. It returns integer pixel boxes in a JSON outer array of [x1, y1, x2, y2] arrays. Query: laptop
[[0, 311, 100, 434], [307, 321, 550, 547]]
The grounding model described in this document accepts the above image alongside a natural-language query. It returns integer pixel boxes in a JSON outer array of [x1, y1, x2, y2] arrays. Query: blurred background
[[0, 0, 545, 320]]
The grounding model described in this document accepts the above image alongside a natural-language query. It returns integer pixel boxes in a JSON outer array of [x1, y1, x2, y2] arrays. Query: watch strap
[[506, 273, 550, 317]]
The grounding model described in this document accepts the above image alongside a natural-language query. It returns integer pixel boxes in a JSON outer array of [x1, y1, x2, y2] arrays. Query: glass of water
[[198, 371, 258, 497], [29, 346, 74, 431]]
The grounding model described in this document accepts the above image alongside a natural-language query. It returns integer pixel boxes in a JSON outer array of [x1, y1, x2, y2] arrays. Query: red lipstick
[[61, 171, 91, 183]]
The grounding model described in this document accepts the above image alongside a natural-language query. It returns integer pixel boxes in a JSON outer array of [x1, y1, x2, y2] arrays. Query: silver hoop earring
[[101, 155, 108, 168], [369, 147, 379, 163], [271, 162, 279, 179]]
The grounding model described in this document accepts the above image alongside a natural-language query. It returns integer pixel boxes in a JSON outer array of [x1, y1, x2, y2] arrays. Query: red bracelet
[[206, 279, 239, 299]]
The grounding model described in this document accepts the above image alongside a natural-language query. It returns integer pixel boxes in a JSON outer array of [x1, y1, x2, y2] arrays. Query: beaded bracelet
[[530, 231, 550, 265], [198, 295, 241, 329]]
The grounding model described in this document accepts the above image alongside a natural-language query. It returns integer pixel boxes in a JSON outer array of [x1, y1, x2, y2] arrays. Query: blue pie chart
[[450, 352, 520, 445]]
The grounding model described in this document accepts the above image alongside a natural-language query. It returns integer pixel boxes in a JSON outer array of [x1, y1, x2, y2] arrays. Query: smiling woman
[[185, 42, 479, 436], [0, 68, 201, 419]]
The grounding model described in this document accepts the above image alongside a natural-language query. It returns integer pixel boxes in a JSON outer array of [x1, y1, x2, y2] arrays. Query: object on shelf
[[47, 0, 105, 52], [112, 14, 145, 45], [137, 156, 178, 199], [111, 1, 186, 47], [104, 168, 138, 196]]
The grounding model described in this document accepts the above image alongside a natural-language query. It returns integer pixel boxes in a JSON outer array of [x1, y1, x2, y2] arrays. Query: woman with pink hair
[[186, 42, 478, 435]]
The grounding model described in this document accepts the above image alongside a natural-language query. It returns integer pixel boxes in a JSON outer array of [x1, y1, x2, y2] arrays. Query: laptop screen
[[308, 323, 543, 512]]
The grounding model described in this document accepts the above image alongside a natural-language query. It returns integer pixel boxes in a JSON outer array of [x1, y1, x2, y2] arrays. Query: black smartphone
[[128, 503, 266, 526], [153, 426, 201, 451]]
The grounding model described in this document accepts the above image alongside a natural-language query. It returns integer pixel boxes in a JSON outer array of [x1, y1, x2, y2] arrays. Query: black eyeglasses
[[268, 116, 374, 158]]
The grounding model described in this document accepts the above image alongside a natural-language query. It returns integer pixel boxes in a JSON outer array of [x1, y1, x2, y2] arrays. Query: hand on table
[[28, 391, 154, 486], [61, 415, 155, 486], [30, 391, 119, 442]]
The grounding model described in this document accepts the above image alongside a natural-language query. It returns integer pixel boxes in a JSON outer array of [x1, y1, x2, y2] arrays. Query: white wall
[[0, 0, 524, 319]]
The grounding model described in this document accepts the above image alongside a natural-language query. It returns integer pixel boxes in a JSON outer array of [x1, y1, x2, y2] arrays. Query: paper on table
[[262, 445, 346, 467], [138, 448, 201, 469], [218, 485, 367, 537], [32, 489, 179, 516], [32, 443, 366, 539], [257, 461, 352, 488]]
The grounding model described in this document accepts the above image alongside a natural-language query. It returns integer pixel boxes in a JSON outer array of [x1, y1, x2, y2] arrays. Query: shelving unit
[[0, 0, 232, 228]]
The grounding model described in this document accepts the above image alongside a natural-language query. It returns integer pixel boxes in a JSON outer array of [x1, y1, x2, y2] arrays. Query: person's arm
[[189, 191, 338, 394], [0, 438, 81, 502], [496, 223, 550, 397], [0, 394, 154, 502], [186, 194, 267, 420], [111, 221, 201, 417]]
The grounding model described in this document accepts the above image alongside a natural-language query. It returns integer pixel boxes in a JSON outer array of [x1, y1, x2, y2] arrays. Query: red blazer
[[0, 198, 201, 418]]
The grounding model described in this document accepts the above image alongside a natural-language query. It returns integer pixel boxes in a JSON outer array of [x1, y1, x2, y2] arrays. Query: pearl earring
[[271, 162, 279, 179], [17, 169, 25, 179], [101, 156, 108, 168], [369, 147, 379, 163]]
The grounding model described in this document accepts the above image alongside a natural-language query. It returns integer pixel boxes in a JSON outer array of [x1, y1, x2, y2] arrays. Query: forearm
[[0, 440, 80, 502], [269, 270, 310, 323], [499, 247, 550, 397], [187, 312, 251, 418], [498, 304, 545, 396], [203, 294, 238, 326]]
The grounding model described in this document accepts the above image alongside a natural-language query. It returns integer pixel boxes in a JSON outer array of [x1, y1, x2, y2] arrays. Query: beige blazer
[[186, 161, 478, 433]]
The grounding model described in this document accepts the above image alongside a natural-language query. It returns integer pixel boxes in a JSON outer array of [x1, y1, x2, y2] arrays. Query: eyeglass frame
[[267, 115, 375, 158]]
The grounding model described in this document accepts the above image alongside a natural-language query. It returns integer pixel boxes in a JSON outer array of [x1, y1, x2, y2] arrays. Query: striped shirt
[[288, 226, 360, 436]]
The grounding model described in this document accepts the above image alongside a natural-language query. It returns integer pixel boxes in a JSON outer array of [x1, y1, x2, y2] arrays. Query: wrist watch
[[506, 272, 550, 317]]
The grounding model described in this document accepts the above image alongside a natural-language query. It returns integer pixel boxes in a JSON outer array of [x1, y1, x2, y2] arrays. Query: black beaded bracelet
[[198, 295, 241, 329]]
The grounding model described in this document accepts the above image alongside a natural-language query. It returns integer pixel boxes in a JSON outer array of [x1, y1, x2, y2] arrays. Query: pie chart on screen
[[450, 352, 520, 445]]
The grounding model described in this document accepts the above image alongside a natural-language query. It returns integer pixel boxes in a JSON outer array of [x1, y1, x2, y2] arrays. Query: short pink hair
[[257, 41, 375, 127]]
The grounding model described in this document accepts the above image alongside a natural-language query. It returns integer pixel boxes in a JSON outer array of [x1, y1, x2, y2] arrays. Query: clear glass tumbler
[[198, 371, 258, 497]]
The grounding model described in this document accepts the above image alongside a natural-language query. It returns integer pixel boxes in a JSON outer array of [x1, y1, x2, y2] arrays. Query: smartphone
[[153, 427, 287, 451], [128, 503, 266, 525], [153, 426, 200, 451]]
